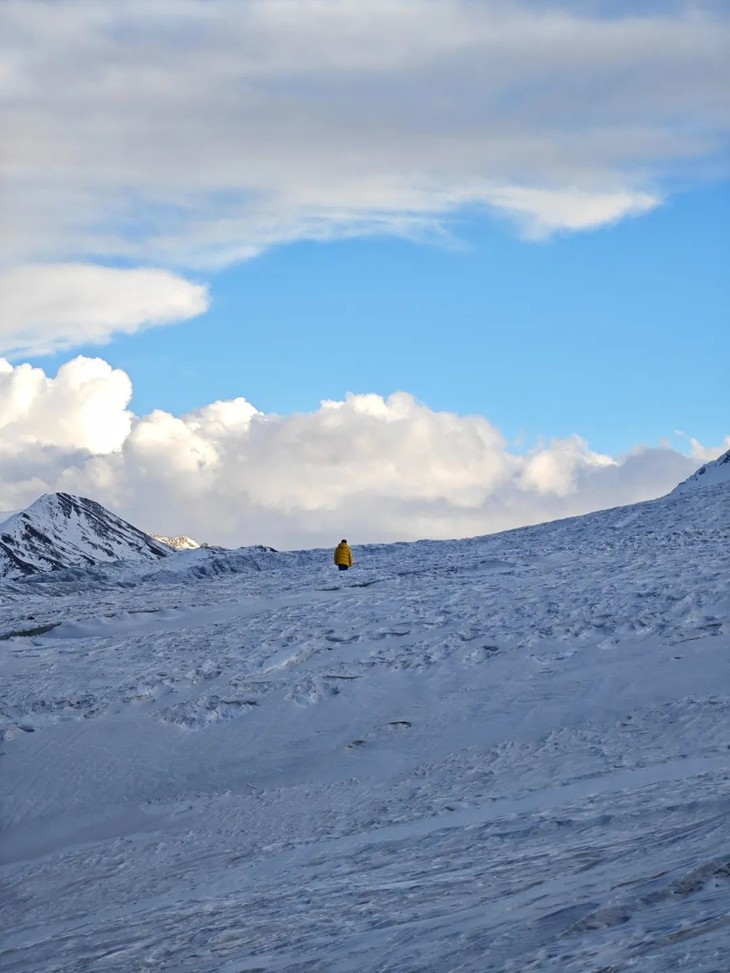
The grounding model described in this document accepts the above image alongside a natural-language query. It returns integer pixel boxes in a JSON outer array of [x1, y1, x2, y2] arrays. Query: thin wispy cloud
[[1, 0, 728, 273]]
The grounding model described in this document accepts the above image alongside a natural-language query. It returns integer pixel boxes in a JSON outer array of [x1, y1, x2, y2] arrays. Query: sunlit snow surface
[[1, 484, 729, 972]]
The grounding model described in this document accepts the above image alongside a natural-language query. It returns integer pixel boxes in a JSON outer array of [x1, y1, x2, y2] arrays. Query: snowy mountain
[[1, 474, 728, 972], [671, 446, 730, 494], [0, 492, 170, 581], [148, 532, 201, 551]]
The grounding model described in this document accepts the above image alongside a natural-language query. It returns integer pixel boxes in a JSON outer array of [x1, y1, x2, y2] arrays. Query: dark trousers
[[337, 564, 349, 571]]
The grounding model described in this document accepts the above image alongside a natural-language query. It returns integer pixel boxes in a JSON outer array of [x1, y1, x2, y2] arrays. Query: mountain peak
[[0, 492, 171, 581], [150, 532, 201, 551]]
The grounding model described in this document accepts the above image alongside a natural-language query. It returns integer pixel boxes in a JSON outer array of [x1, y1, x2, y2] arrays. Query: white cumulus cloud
[[518, 436, 616, 496], [0, 264, 209, 357], [0, 356, 133, 454], [675, 432, 730, 463], [0, 357, 715, 549]]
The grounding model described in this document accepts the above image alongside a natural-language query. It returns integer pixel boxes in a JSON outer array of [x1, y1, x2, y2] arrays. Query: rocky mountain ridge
[[0, 493, 170, 581]]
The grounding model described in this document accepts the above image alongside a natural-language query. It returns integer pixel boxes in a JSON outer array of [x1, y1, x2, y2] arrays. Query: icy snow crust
[[1, 483, 729, 972]]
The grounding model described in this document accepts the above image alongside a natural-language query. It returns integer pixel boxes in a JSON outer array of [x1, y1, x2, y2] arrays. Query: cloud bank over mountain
[[1, 356, 722, 548]]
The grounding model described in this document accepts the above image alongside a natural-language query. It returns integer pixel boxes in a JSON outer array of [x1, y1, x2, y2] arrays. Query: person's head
[[340, 539, 347, 544]]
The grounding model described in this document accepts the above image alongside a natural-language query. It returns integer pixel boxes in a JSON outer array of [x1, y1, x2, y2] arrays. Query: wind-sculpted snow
[[0, 481, 729, 971]]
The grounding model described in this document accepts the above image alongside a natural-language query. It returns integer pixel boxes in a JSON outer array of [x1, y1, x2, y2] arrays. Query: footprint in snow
[[463, 644, 500, 665], [286, 677, 343, 706], [325, 632, 360, 645], [1, 724, 36, 742], [345, 720, 412, 750]]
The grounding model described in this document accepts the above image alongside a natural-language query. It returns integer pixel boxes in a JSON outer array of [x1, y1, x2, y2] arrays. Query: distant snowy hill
[[0, 493, 170, 581], [148, 532, 201, 551], [672, 447, 730, 494]]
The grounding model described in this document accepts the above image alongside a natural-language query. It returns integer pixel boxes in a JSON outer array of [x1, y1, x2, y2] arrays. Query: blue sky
[[0, 0, 728, 546], [29, 181, 729, 456]]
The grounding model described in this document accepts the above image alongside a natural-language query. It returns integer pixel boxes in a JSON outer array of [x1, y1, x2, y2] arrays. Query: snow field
[[1, 482, 729, 971]]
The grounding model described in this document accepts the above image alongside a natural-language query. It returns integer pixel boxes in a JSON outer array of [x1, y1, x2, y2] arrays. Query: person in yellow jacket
[[334, 539, 353, 571]]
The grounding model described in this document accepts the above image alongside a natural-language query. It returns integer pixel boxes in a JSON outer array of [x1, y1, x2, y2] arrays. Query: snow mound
[[139, 544, 280, 582]]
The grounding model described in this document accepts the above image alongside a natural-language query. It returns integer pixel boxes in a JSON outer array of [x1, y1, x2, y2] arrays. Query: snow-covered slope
[[672, 447, 730, 494], [0, 492, 170, 580], [0, 478, 728, 972]]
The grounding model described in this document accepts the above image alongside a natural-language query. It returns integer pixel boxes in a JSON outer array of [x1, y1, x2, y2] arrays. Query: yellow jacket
[[334, 541, 353, 566]]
